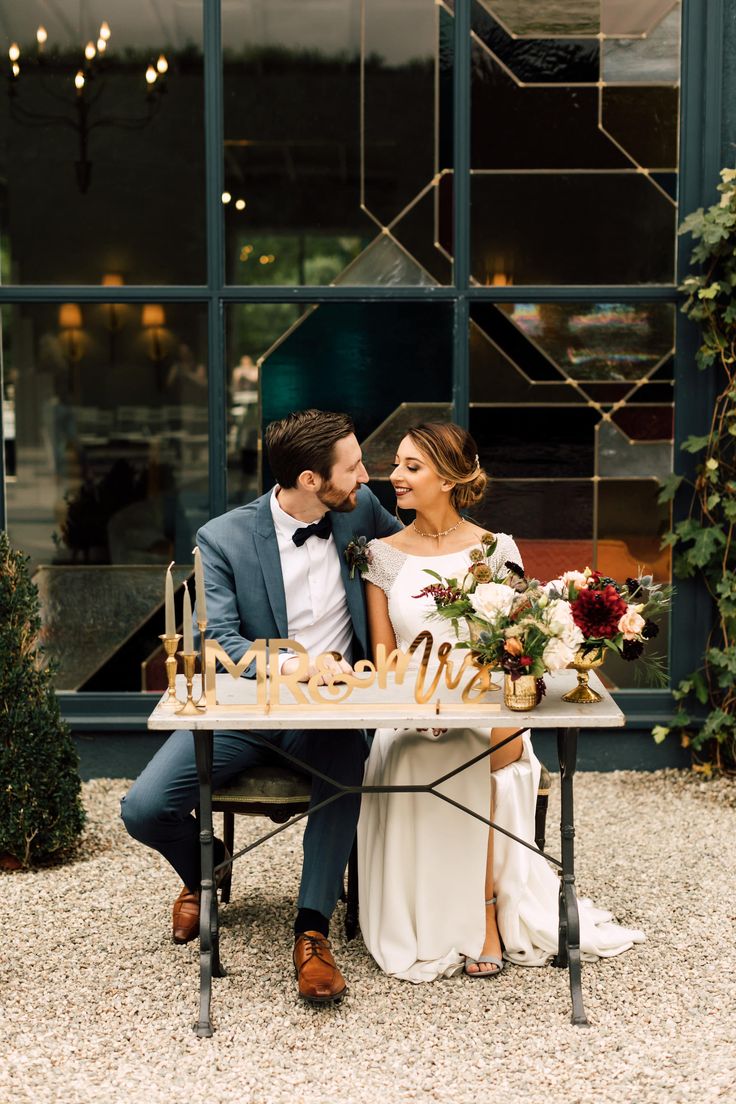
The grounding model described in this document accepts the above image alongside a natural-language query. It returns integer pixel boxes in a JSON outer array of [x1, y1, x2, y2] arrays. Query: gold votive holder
[[159, 633, 181, 707], [176, 651, 204, 715], [503, 673, 539, 712]]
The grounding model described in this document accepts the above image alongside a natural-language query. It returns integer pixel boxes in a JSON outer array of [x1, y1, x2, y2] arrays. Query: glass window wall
[[0, 2, 205, 285]]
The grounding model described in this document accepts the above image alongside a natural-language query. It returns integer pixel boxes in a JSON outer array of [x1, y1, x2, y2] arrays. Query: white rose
[[543, 637, 576, 672], [468, 581, 516, 622], [544, 599, 584, 650]]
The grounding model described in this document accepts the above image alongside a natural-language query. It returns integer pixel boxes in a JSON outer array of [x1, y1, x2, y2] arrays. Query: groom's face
[[317, 433, 369, 513]]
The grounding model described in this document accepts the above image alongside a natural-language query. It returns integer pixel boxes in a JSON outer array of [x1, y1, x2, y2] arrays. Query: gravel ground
[[1, 770, 735, 1104]]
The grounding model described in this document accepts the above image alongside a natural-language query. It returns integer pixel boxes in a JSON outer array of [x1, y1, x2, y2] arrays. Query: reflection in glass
[[504, 302, 674, 381], [226, 302, 452, 511], [602, 5, 680, 83], [470, 302, 675, 396], [470, 2, 680, 284], [0, 1, 205, 285], [481, 2, 599, 36], [223, 0, 450, 286], [3, 301, 209, 690], [597, 420, 672, 479]]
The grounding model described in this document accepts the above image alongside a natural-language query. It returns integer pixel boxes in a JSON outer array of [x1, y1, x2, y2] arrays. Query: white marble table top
[[148, 670, 624, 731]]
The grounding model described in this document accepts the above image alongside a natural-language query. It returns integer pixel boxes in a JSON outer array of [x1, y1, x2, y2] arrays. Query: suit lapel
[[253, 494, 289, 638], [330, 512, 368, 657]]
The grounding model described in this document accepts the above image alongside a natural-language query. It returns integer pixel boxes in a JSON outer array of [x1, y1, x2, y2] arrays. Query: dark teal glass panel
[[225, 302, 452, 510]]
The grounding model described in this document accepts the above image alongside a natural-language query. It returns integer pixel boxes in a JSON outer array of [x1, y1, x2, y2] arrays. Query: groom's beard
[[317, 482, 360, 513]]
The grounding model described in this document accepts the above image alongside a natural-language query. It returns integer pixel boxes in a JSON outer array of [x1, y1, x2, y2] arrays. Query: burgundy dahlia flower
[[570, 584, 627, 639]]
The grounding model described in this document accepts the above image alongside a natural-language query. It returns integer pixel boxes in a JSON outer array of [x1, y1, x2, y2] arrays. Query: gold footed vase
[[503, 673, 538, 712], [562, 647, 606, 704]]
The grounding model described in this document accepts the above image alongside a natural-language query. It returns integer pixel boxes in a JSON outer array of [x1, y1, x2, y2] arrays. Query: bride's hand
[[282, 654, 353, 685], [417, 727, 448, 737]]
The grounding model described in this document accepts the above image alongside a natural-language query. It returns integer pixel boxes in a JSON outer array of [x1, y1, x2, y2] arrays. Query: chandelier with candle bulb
[[6, 21, 169, 193]]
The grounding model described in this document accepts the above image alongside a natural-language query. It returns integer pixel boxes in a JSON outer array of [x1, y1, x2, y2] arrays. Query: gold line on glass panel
[[434, 168, 454, 263], [359, 0, 368, 219], [434, 0, 440, 180], [256, 304, 318, 369], [381, 224, 441, 284], [597, 84, 677, 204], [601, 0, 680, 41], [472, 318, 605, 412], [386, 175, 441, 235], [478, 307, 606, 408], [471, 28, 600, 89]]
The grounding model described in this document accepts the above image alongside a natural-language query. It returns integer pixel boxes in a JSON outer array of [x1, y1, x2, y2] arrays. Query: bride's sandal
[[464, 898, 505, 979]]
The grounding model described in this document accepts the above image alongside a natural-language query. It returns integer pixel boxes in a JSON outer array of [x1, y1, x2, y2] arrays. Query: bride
[[358, 422, 645, 983]]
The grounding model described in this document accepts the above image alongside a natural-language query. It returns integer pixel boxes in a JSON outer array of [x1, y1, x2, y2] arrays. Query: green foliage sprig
[[654, 168, 736, 771]]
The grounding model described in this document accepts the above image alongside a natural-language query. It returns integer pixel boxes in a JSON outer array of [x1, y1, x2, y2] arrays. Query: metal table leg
[[552, 726, 589, 1027], [193, 728, 226, 1038]]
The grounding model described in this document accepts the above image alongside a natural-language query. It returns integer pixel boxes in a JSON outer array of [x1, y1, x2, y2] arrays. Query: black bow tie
[[292, 514, 332, 547]]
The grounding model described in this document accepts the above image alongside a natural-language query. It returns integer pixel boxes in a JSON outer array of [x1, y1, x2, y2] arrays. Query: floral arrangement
[[414, 541, 581, 683], [415, 547, 670, 687], [543, 569, 672, 685], [344, 535, 373, 580]]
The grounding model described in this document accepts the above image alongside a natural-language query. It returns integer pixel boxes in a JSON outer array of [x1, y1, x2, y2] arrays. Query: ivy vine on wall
[[654, 168, 736, 772]]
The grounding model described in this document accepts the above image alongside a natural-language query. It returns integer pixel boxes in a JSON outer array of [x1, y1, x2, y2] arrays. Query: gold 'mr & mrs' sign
[[202, 630, 501, 713]]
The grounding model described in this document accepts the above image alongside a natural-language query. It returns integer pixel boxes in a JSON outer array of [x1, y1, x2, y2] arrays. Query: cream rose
[[618, 606, 646, 640], [546, 599, 584, 650], [468, 581, 516, 622], [542, 637, 576, 672]]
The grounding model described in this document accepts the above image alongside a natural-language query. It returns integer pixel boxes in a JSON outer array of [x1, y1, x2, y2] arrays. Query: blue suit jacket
[[196, 486, 401, 676]]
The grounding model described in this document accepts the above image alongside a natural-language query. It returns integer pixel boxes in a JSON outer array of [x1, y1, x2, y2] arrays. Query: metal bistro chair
[[211, 760, 552, 940], [212, 764, 360, 938]]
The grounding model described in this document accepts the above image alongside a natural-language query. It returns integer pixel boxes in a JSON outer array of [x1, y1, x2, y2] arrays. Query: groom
[[122, 409, 400, 1003]]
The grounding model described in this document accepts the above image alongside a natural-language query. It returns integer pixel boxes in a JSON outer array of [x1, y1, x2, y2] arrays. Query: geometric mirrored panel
[[223, 0, 452, 286], [471, 302, 675, 400], [470, 299, 674, 688], [470, 1, 681, 284]]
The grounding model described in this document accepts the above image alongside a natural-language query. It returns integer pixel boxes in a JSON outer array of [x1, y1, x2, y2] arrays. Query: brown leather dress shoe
[[172, 885, 200, 944], [293, 931, 347, 1003]]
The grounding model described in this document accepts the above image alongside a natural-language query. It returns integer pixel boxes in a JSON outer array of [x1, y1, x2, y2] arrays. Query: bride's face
[[390, 435, 450, 510]]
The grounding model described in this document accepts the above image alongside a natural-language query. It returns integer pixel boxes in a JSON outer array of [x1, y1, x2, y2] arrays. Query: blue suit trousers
[[121, 725, 368, 919]]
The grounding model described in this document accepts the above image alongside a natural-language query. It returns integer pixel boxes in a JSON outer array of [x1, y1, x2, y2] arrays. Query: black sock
[[294, 908, 330, 938]]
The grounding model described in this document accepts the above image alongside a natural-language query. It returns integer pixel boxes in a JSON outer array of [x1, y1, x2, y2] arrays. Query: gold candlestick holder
[[159, 634, 181, 707], [196, 620, 208, 708], [176, 652, 203, 715]]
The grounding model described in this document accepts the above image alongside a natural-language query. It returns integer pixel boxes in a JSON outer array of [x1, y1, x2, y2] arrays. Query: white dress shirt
[[270, 489, 353, 667]]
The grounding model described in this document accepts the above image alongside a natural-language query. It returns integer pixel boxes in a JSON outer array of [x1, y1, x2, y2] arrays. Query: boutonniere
[[344, 535, 373, 580]]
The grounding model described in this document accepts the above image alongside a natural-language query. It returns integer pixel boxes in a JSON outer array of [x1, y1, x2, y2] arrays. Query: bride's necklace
[[412, 517, 464, 539]]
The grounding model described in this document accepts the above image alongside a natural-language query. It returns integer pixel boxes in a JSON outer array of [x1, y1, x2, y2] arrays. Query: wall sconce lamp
[[58, 302, 83, 360], [58, 302, 84, 399], [101, 273, 126, 331], [142, 303, 167, 362]]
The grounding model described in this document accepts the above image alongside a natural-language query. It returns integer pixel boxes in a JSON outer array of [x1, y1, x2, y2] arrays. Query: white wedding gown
[[357, 534, 645, 983]]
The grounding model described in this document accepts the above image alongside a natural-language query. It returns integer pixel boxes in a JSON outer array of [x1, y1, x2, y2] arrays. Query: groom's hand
[[282, 654, 354, 685]]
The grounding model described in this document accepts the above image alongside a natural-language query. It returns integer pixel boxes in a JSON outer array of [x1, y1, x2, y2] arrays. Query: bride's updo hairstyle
[[406, 422, 487, 511]]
